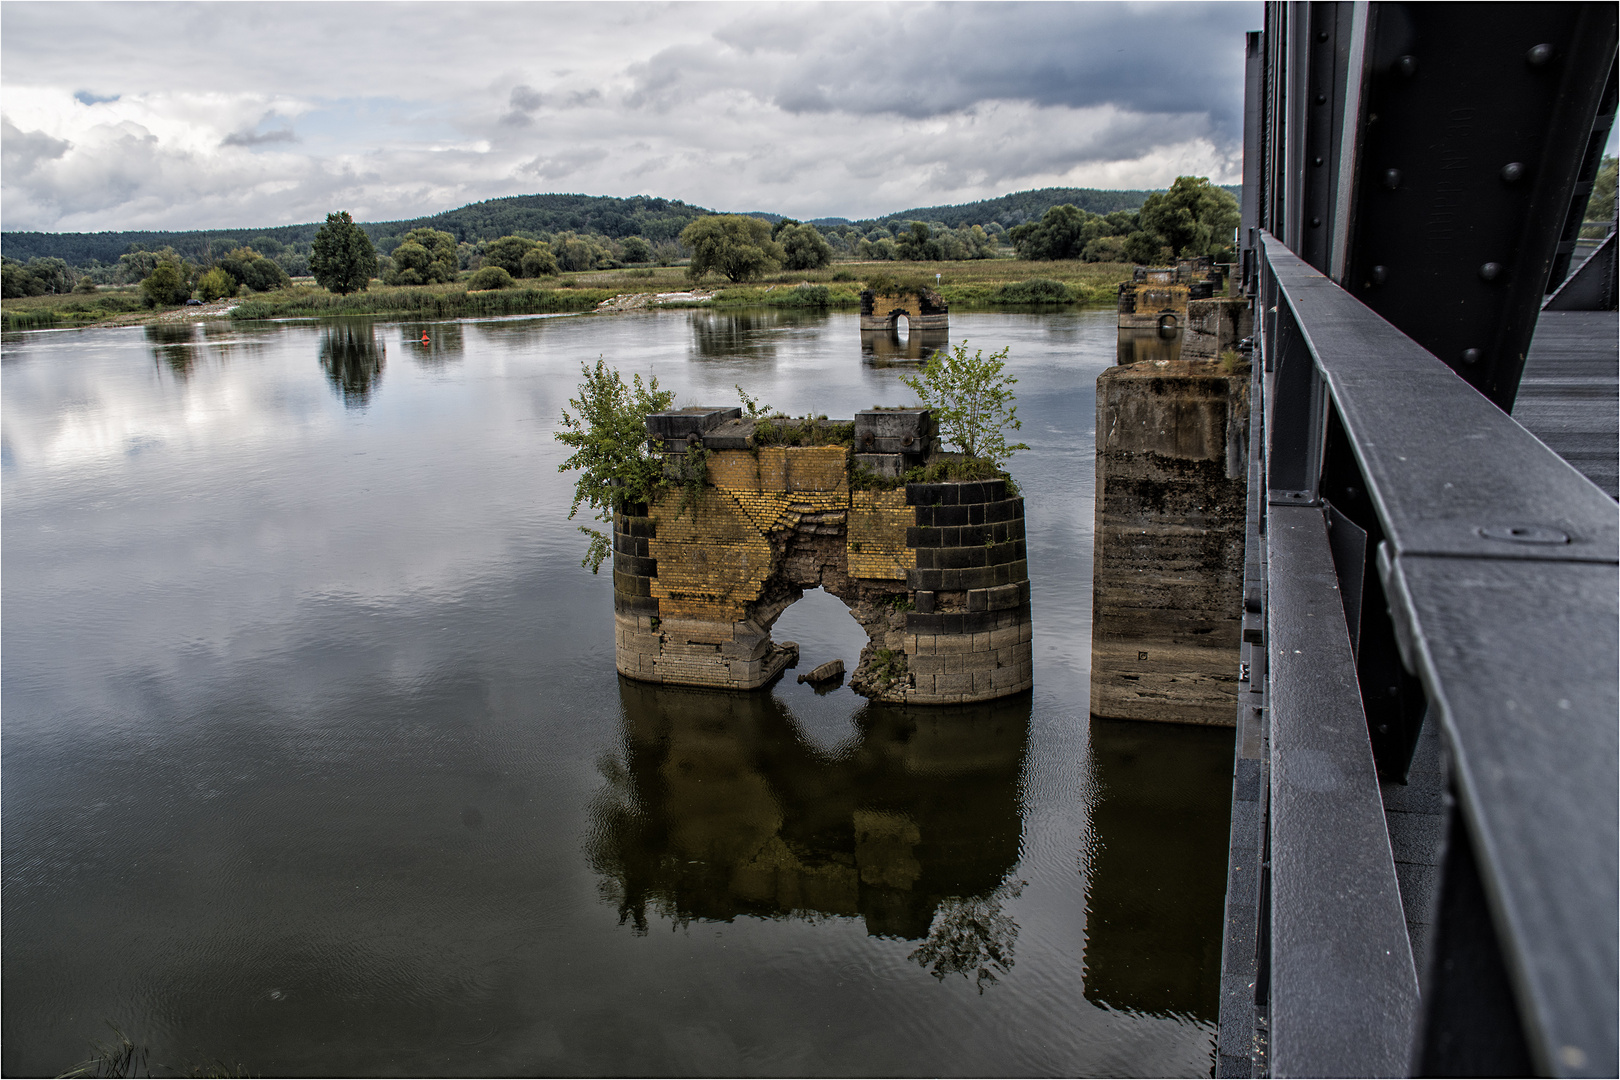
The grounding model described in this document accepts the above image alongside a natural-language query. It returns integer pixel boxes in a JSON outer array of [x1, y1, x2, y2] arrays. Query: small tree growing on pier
[[900, 341, 1028, 470], [555, 358, 675, 572]]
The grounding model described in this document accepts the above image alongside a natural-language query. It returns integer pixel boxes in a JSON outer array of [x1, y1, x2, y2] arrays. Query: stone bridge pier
[[859, 289, 950, 332], [612, 407, 1032, 704]]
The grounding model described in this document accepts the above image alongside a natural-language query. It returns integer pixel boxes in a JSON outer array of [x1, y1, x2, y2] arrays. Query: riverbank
[[1, 259, 1136, 330]]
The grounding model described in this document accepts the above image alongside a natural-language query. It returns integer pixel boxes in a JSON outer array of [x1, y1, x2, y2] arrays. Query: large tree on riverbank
[[681, 215, 782, 283], [310, 211, 378, 295]]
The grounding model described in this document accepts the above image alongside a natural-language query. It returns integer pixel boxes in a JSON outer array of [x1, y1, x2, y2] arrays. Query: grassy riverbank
[[1, 259, 1136, 330]]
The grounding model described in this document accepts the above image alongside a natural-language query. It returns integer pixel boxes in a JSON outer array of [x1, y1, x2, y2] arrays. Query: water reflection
[[318, 322, 386, 407], [145, 323, 199, 378], [399, 322, 464, 368], [861, 326, 950, 365], [590, 680, 1029, 965], [688, 309, 826, 360], [1115, 327, 1183, 366], [1082, 718, 1232, 1021]]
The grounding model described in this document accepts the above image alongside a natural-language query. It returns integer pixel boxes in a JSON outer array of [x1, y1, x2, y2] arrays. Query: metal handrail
[[1258, 231, 1618, 1075]]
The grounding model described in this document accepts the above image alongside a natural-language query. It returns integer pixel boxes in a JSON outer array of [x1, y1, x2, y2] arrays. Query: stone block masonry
[[612, 408, 1032, 705], [1090, 357, 1249, 725], [859, 289, 949, 332]]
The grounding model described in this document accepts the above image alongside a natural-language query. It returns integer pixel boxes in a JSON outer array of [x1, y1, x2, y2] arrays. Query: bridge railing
[[1255, 230, 1617, 1076]]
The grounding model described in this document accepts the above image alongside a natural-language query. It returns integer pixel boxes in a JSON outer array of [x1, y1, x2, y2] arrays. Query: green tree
[[552, 231, 614, 272], [310, 211, 379, 294], [780, 223, 832, 270], [620, 236, 653, 264], [680, 215, 783, 282], [396, 228, 458, 283], [1123, 230, 1168, 265], [481, 235, 536, 277], [218, 246, 289, 292], [141, 261, 190, 307], [521, 243, 560, 277], [1137, 176, 1240, 258], [197, 266, 238, 301], [554, 359, 676, 572], [900, 341, 1028, 468]]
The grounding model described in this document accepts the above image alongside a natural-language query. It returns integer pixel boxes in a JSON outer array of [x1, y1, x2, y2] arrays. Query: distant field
[[1, 259, 1136, 330]]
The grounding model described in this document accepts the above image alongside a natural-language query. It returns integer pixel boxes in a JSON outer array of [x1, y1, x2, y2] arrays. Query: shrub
[[197, 267, 239, 301], [993, 279, 1073, 305], [467, 266, 516, 290], [900, 341, 1028, 468], [554, 359, 675, 572]]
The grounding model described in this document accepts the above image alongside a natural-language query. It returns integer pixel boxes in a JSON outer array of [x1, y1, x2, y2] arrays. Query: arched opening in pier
[[767, 586, 872, 752], [890, 311, 912, 338]]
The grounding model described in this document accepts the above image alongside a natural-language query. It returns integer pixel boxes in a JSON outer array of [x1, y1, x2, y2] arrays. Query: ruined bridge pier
[[611, 407, 1032, 704]]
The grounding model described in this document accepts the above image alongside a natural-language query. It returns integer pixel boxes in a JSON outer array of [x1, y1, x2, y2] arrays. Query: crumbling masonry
[[612, 407, 1032, 704]]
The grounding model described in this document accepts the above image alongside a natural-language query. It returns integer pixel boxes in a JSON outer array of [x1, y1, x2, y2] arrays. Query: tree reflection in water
[[146, 323, 199, 379], [909, 879, 1025, 993], [589, 678, 1030, 976], [688, 309, 825, 360], [318, 322, 386, 407]]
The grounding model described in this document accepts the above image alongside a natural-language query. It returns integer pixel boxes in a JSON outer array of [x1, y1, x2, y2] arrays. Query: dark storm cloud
[[1, 116, 72, 175], [633, 2, 1257, 136]]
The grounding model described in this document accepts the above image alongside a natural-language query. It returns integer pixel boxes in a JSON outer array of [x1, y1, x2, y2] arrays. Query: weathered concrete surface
[[613, 408, 1032, 704], [1182, 298, 1255, 362], [1090, 358, 1250, 725]]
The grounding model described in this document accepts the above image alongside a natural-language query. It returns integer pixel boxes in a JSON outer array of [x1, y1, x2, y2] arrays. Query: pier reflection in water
[[861, 325, 950, 364], [689, 309, 828, 360], [1082, 718, 1233, 1021], [1115, 326, 1183, 366], [591, 679, 1029, 986]]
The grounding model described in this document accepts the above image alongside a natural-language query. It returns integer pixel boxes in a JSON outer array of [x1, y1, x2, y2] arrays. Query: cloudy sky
[[1, 1, 1260, 233]]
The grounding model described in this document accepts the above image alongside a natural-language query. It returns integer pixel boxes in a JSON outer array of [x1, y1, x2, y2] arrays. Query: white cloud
[[0, 1, 1258, 232]]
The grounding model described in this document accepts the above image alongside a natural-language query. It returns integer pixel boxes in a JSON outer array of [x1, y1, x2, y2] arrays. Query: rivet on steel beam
[[1526, 43, 1554, 66], [1313, 156, 1324, 167], [1370, 265, 1388, 285], [1500, 162, 1526, 183], [1479, 261, 1503, 281], [1396, 55, 1418, 77], [1310, 217, 1322, 227], [1315, 93, 1327, 104], [1478, 524, 1570, 545], [1383, 168, 1401, 190], [1461, 347, 1483, 365], [1316, 29, 1329, 42]]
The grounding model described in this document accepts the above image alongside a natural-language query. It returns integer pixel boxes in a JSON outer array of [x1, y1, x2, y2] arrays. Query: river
[[1, 309, 1228, 1077]]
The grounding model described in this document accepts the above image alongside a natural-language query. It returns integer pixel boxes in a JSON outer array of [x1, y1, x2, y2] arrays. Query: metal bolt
[[1316, 29, 1329, 42], [1526, 43, 1554, 66], [1371, 265, 1388, 285], [1479, 261, 1503, 281], [1396, 55, 1418, 76], [1461, 347, 1483, 365], [1313, 156, 1324, 167], [1501, 162, 1526, 183], [1310, 217, 1322, 227], [1383, 168, 1401, 190], [1315, 93, 1327, 104]]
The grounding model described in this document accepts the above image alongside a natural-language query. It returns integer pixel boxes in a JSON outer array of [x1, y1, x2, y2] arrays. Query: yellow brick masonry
[[847, 489, 915, 580]]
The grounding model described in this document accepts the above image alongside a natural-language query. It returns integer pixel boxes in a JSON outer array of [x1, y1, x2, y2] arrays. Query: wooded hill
[[1, 185, 1242, 267]]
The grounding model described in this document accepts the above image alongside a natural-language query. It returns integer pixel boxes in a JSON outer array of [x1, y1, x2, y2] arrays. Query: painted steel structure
[[1218, 5, 1618, 1077]]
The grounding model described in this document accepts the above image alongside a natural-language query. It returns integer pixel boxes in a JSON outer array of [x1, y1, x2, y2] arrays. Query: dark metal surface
[[1543, 231, 1618, 312], [1263, 235, 1619, 563], [1258, 228, 1619, 1075], [1265, 504, 1418, 1077], [1340, 3, 1619, 411], [1386, 553, 1619, 1076]]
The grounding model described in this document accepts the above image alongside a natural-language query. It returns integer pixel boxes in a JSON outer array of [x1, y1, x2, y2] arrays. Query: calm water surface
[[2, 310, 1232, 1076]]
